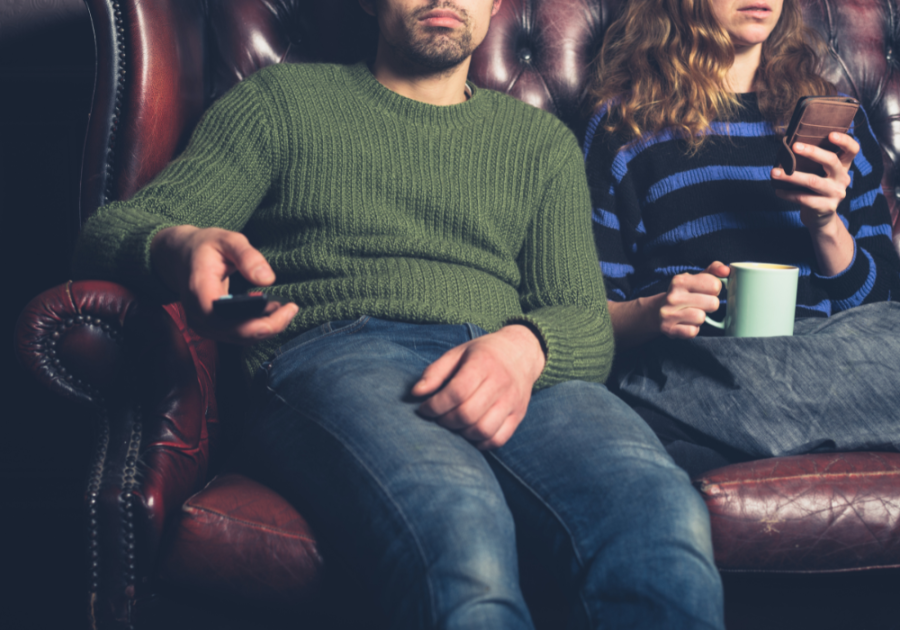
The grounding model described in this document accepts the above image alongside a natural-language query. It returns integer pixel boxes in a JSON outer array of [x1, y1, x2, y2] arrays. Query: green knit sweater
[[74, 62, 613, 387]]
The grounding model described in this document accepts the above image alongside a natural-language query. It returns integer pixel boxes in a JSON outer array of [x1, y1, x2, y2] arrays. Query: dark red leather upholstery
[[15, 282, 218, 626], [14, 0, 900, 628], [698, 453, 900, 571], [158, 473, 323, 607]]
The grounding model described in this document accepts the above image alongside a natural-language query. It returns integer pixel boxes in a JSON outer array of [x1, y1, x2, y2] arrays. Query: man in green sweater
[[74, 1, 724, 627]]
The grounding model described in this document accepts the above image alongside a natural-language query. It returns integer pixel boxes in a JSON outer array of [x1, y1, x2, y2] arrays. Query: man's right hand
[[658, 261, 729, 339], [150, 226, 298, 343]]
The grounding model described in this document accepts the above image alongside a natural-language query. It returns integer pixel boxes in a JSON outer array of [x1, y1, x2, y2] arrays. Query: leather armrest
[[15, 280, 136, 405], [15, 280, 218, 626], [696, 452, 900, 572]]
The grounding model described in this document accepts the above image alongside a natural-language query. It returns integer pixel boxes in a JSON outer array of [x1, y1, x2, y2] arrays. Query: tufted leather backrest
[[82, 0, 900, 234]]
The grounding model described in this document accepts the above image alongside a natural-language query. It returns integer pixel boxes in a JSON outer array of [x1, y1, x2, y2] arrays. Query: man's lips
[[420, 9, 464, 28]]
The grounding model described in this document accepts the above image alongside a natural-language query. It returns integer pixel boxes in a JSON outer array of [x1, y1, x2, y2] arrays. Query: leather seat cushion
[[697, 452, 900, 572], [158, 473, 323, 607]]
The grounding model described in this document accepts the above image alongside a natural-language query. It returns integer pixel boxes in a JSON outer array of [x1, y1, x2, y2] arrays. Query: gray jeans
[[612, 302, 900, 459]]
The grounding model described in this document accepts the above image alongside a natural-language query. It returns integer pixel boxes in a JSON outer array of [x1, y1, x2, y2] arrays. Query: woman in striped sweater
[[585, 0, 900, 475]]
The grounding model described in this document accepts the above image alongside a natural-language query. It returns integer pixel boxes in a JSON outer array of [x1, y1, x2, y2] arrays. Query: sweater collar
[[343, 61, 489, 128]]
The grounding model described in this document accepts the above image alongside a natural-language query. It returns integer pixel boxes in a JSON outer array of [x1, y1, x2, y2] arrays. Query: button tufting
[[518, 48, 533, 63]]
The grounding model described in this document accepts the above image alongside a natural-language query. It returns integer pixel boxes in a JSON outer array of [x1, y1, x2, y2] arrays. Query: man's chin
[[407, 52, 468, 71], [405, 39, 473, 70]]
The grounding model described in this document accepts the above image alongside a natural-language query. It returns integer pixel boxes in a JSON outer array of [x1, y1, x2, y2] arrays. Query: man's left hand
[[411, 324, 546, 450]]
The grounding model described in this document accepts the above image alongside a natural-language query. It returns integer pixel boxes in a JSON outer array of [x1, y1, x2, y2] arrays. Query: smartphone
[[213, 292, 272, 321], [775, 95, 859, 177]]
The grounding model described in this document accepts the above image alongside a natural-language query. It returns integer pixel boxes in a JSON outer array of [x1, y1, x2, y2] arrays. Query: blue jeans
[[239, 317, 724, 630], [613, 302, 900, 459]]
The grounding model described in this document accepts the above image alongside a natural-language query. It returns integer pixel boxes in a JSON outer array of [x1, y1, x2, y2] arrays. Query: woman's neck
[[727, 44, 763, 93]]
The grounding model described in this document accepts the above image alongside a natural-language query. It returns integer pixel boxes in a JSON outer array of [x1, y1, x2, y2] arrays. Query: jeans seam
[[485, 450, 594, 629], [264, 385, 440, 627]]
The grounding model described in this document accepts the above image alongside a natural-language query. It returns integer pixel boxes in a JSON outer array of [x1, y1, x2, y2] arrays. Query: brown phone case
[[775, 96, 859, 176]]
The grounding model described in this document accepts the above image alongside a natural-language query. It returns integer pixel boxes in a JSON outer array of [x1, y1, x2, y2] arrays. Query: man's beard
[[389, 3, 475, 70]]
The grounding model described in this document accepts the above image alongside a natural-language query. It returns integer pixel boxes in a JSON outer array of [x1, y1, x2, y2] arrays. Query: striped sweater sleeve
[[584, 110, 639, 302], [811, 106, 900, 311]]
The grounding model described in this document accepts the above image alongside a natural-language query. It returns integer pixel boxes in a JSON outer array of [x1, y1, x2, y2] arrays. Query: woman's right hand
[[608, 261, 730, 348], [658, 261, 730, 339]]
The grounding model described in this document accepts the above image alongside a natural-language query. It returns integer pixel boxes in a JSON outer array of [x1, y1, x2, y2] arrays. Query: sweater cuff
[[810, 239, 873, 311], [138, 223, 183, 304], [75, 207, 180, 304], [504, 307, 614, 390], [107, 210, 182, 303]]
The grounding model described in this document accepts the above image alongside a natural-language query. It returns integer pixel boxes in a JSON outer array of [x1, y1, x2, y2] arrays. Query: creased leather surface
[[697, 453, 900, 571], [159, 474, 323, 607]]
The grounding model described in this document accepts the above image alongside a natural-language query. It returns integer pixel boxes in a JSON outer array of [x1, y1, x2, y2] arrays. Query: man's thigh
[[241, 318, 527, 626], [489, 380, 708, 556], [486, 381, 722, 628], [247, 317, 506, 522]]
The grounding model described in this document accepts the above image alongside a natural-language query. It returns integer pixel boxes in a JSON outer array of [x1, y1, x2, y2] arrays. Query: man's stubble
[[388, 2, 476, 71]]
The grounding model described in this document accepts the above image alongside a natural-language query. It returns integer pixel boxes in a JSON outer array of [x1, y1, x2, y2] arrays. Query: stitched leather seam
[[182, 504, 317, 543], [703, 469, 900, 489]]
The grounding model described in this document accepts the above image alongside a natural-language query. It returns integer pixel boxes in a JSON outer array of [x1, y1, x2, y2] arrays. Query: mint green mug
[[704, 263, 799, 337]]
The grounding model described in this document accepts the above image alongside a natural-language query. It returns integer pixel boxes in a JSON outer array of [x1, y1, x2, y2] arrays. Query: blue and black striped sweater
[[584, 93, 900, 319]]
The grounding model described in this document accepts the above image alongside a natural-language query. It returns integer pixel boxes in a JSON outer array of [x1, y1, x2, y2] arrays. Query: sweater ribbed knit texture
[[584, 94, 900, 319], [74, 62, 612, 387]]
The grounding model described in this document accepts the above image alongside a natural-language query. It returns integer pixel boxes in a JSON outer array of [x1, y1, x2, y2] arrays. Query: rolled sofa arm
[[15, 280, 218, 629]]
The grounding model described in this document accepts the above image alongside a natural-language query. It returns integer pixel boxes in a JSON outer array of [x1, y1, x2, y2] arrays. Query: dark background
[[1, 1, 95, 628]]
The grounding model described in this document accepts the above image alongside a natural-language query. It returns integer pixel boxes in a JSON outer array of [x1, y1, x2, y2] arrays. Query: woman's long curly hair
[[591, 0, 836, 150]]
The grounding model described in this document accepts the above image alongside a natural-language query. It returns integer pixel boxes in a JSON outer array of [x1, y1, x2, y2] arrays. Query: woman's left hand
[[771, 131, 860, 232]]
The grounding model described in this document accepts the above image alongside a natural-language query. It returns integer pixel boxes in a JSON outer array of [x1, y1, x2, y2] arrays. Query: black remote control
[[213, 292, 271, 321]]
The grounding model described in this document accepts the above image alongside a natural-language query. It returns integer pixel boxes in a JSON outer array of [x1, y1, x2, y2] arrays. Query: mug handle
[[703, 277, 728, 330]]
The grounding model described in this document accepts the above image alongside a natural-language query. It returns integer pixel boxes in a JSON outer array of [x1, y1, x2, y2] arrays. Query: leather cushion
[[158, 473, 323, 607], [697, 452, 900, 572]]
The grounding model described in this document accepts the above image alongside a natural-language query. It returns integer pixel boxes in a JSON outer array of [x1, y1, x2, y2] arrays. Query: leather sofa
[[14, 0, 900, 628]]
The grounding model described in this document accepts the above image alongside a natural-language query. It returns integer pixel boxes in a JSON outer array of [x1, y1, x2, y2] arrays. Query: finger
[[459, 391, 526, 444], [459, 404, 509, 442], [661, 306, 710, 326], [828, 132, 860, 169], [417, 361, 488, 420], [704, 260, 730, 278], [231, 302, 299, 341], [411, 345, 466, 398], [660, 308, 710, 337], [190, 267, 233, 315], [669, 272, 722, 297], [662, 293, 720, 315], [662, 323, 703, 340], [434, 380, 499, 432], [790, 141, 849, 180], [218, 233, 276, 286], [779, 191, 836, 214], [774, 167, 831, 195], [473, 412, 523, 450], [771, 166, 822, 192], [193, 302, 298, 345]]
